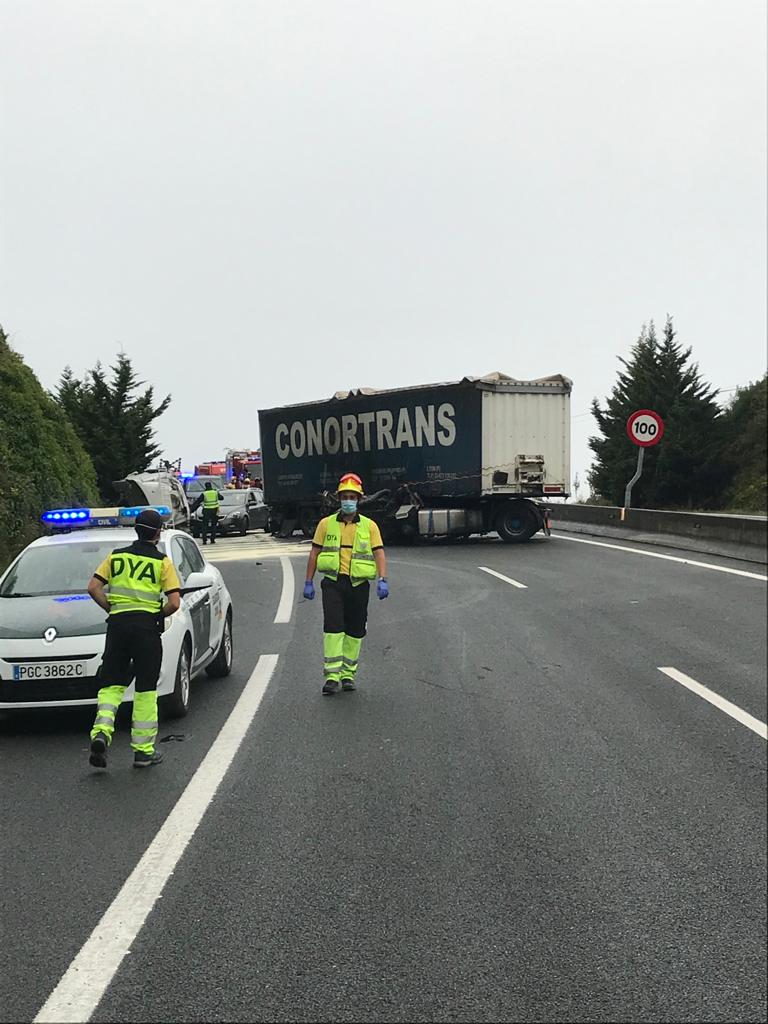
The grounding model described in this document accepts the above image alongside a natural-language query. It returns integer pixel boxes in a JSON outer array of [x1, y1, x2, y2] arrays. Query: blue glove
[[303, 580, 315, 600], [377, 578, 389, 600]]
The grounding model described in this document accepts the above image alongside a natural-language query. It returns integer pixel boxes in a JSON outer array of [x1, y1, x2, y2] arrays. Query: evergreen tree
[[588, 322, 662, 507], [589, 317, 725, 508], [55, 353, 171, 501], [0, 326, 98, 568]]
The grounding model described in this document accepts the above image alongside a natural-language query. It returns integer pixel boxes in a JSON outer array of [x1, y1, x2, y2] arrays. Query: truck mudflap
[[542, 507, 552, 536]]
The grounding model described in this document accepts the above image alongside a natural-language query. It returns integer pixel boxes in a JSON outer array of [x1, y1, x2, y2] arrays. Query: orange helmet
[[337, 472, 364, 495]]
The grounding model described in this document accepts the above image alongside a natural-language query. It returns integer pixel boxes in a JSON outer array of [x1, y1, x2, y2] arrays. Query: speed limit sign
[[626, 409, 665, 447]]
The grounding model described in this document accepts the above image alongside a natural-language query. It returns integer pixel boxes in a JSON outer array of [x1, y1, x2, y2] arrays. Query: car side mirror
[[180, 570, 215, 595]]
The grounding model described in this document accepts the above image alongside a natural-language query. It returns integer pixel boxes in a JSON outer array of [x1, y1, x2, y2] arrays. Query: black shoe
[[133, 750, 164, 768], [89, 733, 108, 768], [341, 679, 357, 691], [322, 679, 340, 695]]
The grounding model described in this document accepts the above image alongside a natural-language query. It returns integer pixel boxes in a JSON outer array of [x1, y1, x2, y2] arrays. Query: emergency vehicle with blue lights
[[0, 506, 234, 714]]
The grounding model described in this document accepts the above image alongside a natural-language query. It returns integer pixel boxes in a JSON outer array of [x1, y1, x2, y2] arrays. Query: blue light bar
[[119, 505, 171, 519], [41, 505, 172, 529], [41, 508, 90, 524]]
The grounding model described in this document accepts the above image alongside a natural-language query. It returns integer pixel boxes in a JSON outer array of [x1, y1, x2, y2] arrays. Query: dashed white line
[[34, 654, 280, 1024], [551, 533, 768, 582], [478, 566, 528, 589], [273, 556, 295, 624], [658, 666, 767, 740]]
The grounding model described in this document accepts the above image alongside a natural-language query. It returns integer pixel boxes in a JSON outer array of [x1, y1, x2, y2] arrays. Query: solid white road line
[[34, 654, 280, 1024], [551, 533, 768, 582], [478, 566, 528, 589], [658, 666, 768, 740], [273, 556, 295, 624]]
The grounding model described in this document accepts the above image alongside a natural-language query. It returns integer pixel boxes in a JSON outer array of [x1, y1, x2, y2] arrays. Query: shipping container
[[258, 372, 571, 543]]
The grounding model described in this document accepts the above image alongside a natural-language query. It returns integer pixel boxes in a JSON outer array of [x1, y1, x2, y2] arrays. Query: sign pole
[[624, 446, 644, 509]]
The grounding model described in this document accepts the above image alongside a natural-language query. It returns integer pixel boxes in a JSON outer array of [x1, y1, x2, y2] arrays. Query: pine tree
[[589, 317, 725, 508], [650, 317, 726, 507], [588, 322, 661, 507], [55, 352, 171, 501]]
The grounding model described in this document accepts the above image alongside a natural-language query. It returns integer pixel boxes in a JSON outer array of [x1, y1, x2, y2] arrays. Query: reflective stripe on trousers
[[89, 686, 158, 752], [131, 691, 158, 753], [323, 632, 363, 682], [90, 687, 124, 744], [342, 635, 363, 679], [323, 632, 344, 682]]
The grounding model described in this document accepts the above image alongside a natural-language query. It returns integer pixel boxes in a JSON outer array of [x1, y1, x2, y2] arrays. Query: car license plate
[[13, 661, 88, 681]]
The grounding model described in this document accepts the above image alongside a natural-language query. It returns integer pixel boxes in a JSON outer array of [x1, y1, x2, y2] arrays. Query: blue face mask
[[340, 499, 358, 515]]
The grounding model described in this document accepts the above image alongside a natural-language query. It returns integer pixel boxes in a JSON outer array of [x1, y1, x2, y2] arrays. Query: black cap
[[135, 508, 163, 532]]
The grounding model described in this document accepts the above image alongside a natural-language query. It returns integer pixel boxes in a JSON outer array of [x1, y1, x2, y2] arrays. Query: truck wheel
[[300, 509, 319, 538], [496, 503, 539, 543], [160, 641, 191, 718]]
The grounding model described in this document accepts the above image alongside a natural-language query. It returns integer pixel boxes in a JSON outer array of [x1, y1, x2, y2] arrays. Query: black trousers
[[321, 576, 370, 639], [202, 508, 218, 543], [100, 613, 163, 692]]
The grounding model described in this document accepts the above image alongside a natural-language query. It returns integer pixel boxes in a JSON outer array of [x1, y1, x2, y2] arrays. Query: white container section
[[480, 378, 571, 495]]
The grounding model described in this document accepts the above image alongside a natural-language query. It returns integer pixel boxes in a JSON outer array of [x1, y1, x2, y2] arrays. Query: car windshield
[[221, 491, 248, 507], [188, 478, 224, 495], [0, 541, 120, 597]]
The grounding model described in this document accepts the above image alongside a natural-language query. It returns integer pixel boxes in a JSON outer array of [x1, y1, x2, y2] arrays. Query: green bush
[[0, 327, 99, 571], [718, 376, 767, 514]]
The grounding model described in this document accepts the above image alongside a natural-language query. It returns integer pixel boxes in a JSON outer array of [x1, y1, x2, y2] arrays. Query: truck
[[225, 449, 262, 486], [258, 371, 571, 543]]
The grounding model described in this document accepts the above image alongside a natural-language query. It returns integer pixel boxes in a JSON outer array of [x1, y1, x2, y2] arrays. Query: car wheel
[[160, 640, 191, 718], [206, 611, 233, 677]]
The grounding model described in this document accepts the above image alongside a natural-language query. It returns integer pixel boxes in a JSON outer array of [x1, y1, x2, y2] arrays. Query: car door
[[248, 488, 268, 530], [180, 535, 218, 660], [171, 535, 212, 667]]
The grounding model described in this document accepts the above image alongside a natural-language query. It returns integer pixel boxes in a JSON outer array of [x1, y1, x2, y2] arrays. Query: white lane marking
[[34, 654, 280, 1024], [551, 533, 768, 582], [273, 555, 295, 624], [658, 666, 768, 740], [478, 566, 528, 589]]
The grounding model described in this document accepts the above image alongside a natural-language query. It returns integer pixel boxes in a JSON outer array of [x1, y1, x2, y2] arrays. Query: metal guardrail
[[548, 504, 767, 564]]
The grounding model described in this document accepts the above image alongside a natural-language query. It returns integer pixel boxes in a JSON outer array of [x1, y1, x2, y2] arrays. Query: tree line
[[588, 317, 766, 512], [0, 326, 170, 568]]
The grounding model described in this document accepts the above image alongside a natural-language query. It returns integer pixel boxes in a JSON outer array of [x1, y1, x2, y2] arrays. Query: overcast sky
[[1, 0, 765, 489]]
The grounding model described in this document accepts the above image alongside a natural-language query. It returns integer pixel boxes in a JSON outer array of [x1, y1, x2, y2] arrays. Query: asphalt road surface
[[1, 530, 766, 1023]]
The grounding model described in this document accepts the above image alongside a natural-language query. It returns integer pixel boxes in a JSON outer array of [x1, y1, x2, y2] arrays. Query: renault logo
[[44, 627, 57, 643]]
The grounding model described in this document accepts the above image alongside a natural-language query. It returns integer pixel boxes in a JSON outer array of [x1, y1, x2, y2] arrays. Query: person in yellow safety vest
[[303, 473, 389, 695], [190, 481, 224, 545], [86, 509, 181, 769]]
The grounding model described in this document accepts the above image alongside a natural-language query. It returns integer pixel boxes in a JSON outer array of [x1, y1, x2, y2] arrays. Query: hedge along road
[[1, 531, 766, 1023]]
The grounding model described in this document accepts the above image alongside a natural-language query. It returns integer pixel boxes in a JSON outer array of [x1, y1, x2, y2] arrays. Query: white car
[[0, 507, 234, 715]]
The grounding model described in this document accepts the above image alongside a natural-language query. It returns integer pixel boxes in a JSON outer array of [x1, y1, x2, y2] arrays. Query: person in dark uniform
[[86, 509, 181, 769], [190, 481, 224, 545]]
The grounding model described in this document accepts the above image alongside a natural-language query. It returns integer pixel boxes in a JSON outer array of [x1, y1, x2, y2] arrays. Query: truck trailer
[[258, 371, 571, 543]]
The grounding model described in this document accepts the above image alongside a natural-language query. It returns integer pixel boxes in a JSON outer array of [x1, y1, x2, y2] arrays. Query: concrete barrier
[[548, 504, 768, 565]]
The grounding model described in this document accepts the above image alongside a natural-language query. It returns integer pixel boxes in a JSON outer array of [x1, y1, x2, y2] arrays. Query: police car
[[0, 506, 234, 715]]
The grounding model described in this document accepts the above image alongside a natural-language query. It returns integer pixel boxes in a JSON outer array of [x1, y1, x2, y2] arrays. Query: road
[[1, 530, 766, 1023]]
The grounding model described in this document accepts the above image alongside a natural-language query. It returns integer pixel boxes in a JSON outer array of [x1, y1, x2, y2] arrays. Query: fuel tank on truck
[[258, 371, 571, 507]]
